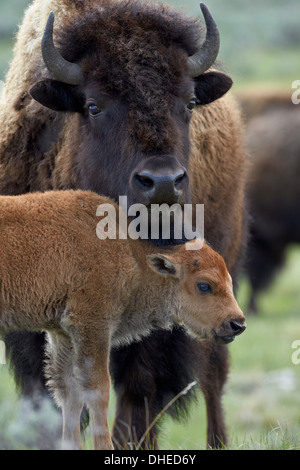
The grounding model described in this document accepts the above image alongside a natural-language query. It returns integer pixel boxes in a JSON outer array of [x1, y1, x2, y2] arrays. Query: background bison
[[238, 90, 300, 314], [0, 0, 247, 449]]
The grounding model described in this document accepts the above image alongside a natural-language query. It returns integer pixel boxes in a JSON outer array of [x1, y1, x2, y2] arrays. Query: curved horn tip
[[42, 11, 55, 46], [199, 3, 214, 19], [41, 10, 83, 85], [200, 3, 208, 13], [46, 11, 55, 28], [187, 3, 220, 78], [199, 3, 219, 33]]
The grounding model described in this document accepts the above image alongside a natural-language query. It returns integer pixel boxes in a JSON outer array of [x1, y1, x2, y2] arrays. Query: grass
[[1, 247, 300, 449]]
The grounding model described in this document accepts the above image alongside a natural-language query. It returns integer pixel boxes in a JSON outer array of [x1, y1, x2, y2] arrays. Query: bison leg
[[246, 231, 286, 315], [111, 340, 161, 450], [111, 328, 218, 448], [112, 383, 159, 450], [197, 342, 229, 448], [5, 331, 49, 403]]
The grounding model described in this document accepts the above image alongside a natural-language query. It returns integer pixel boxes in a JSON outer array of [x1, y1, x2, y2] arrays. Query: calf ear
[[194, 71, 233, 105], [147, 254, 180, 279], [29, 79, 83, 112]]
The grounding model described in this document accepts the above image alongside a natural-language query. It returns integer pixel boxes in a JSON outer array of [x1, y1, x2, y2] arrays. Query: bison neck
[[110, 250, 181, 349]]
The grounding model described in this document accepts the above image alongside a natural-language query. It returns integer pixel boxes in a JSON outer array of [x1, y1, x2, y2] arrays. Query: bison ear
[[29, 79, 83, 112], [147, 254, 180, 279], [194, 71, 233, 105]]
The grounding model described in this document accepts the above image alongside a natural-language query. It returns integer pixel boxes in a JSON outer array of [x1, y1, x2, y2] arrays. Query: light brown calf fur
[[0, 190, 245, 449]]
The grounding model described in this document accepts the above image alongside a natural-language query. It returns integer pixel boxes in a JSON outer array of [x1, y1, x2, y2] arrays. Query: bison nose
[[215, 319, 246, 344], [130, 155, 189, 205], [229, 320, 246, 336], [133, 168, 187, 204]]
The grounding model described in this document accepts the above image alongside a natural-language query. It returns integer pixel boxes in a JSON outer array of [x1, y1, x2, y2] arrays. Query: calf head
[[147, 240, 246, 344], [29, 2, 232, 208]]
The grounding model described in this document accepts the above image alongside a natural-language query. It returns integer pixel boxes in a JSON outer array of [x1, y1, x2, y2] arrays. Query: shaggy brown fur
[[0, 190, 245, 450], [0, 0, 247, 449]]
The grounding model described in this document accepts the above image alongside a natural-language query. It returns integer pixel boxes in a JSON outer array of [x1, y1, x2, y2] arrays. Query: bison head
[[30, 2, 232, 208]]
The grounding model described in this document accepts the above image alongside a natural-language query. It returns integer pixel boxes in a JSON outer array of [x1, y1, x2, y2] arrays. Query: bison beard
[[0, 0, 246, 449]]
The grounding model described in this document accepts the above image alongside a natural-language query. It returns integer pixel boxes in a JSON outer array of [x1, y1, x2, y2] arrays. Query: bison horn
[[188, 3, 220, 78], [42, 11, 84, 85]]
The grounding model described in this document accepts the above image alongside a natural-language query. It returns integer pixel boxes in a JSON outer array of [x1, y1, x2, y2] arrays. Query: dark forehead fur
[[59, 1, 201, 66], [56, 0, 203, 152], [58, 0, 202, 98]]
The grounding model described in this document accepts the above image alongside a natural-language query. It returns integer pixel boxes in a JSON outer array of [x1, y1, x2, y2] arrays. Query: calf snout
[[215, 319, 247, 344]]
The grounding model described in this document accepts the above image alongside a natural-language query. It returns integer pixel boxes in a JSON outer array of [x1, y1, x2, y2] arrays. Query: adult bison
[[0, 0, 247, 449], [238, 90, 300, 314]]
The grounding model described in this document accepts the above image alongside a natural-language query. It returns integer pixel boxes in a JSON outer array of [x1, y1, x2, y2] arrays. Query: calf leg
[[60, 308, 114, 451], [46, 329, 113, 450], [5, 330, 90, 441], [61, 395, 83, 450], [72, 338, 113, 450], [44, 332, 83, 450], [85, 367, 112, 450]]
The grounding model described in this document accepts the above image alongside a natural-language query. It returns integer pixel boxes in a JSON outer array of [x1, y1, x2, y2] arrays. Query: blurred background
[[1, 0, 300, 86], [0, 0, 299, 450]]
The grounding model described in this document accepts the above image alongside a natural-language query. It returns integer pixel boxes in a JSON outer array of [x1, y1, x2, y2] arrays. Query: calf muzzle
[[215, 319, 246, 344]]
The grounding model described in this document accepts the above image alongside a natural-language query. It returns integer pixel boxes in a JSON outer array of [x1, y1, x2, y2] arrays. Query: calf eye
[[88, 104, 103, 117], [197, 282, 212, 294], [187, 98, 197, 112]]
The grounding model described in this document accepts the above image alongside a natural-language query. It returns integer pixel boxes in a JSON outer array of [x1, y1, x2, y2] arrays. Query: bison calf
[[0, 190, 246, 449]]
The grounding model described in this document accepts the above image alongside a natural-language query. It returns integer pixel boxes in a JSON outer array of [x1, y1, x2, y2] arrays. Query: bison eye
[[88, 103, 103, 117], [187, 98, 197, 112], [197, 282, 212, 294]]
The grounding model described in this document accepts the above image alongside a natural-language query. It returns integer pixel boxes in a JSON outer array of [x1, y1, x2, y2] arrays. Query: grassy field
[[0, 0, 299, 451]]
